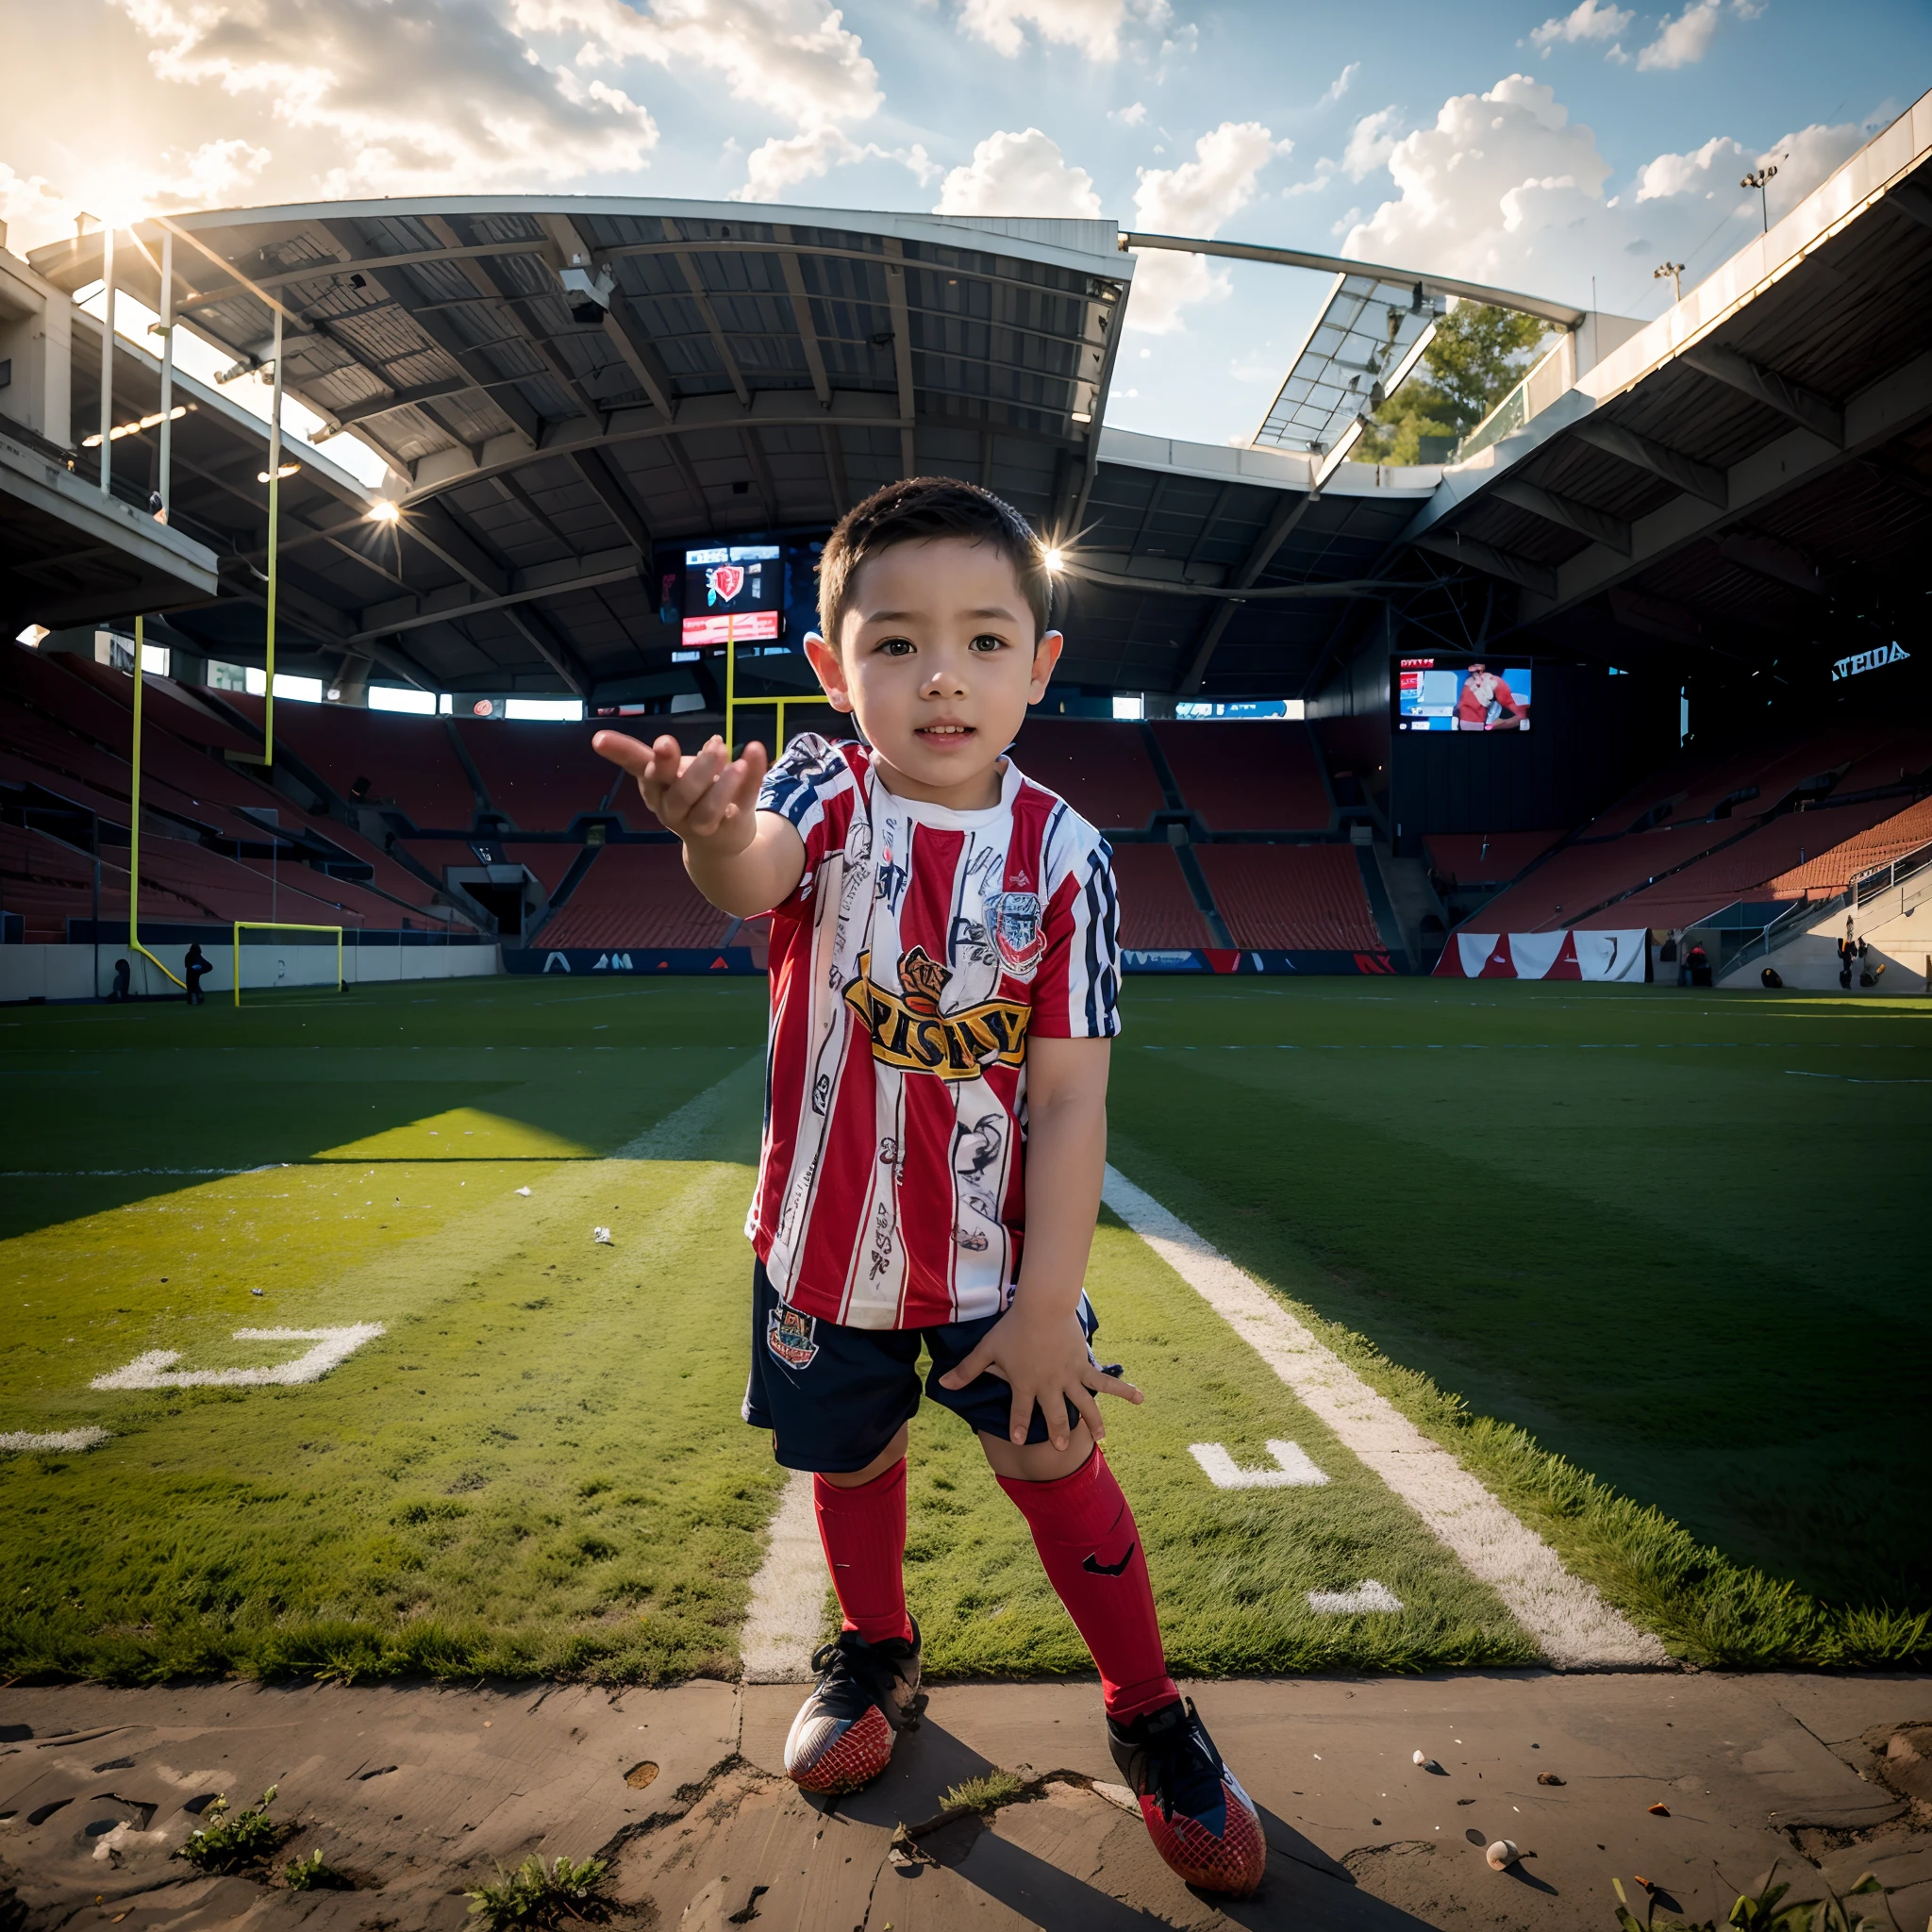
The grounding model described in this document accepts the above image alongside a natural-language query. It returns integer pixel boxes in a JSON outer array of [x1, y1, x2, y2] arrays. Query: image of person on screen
[[1454, 661, 1529, 731]]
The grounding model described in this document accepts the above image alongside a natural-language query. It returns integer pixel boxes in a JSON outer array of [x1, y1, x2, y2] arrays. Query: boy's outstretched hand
[[592, 731, 769, 853], [939, 1301, 1142, 1453]]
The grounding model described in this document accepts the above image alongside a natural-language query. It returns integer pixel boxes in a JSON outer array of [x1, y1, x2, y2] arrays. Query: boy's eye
[[875, 635, 915, 657], [969, 633, 1008, 653]]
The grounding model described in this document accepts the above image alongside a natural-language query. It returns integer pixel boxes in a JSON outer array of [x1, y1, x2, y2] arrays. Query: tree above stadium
[[1356, 304, 1547, 465]]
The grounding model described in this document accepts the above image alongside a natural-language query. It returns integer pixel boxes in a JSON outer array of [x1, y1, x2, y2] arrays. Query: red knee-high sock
[[998, 1449, 1177, 1721], [813, 1460, 913, 1647]]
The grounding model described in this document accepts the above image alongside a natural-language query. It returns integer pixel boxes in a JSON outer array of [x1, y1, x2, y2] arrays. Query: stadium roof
[[31, 202, 1131, 698], [14, 89, 1931, 708], [1397, 92, 1932, 681]]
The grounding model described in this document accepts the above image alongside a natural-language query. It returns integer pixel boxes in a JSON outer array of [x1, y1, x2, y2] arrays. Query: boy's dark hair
[[817, 476, 1054, 644]]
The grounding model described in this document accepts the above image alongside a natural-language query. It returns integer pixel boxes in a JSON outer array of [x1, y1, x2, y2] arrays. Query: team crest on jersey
[[766, 1303, 820, 1369], [982, 891, 1044, 978]]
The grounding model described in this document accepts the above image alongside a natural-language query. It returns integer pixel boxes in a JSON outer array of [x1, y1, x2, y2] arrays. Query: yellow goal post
[[231, 922, 345, 1005]]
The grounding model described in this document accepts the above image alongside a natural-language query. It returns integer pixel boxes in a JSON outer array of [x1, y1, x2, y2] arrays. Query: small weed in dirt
[[173, 1788, 282, 1874], [1611, 1862, 1905, 1931], [285, 1847, 352, 1890], [466, 1853, 613, 1928], [938, 1771, 1023, 1816]]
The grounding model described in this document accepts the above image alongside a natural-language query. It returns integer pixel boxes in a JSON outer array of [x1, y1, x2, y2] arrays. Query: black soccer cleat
[[782, 1619, 924, 1795], [1108, 1696, 1266, 1897]]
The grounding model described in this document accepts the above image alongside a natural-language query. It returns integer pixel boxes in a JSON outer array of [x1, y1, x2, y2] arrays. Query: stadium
[[1, 65, 1928, 1932]]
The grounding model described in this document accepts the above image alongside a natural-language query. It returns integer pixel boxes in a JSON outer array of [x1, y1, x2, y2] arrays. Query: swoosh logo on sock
[[1081, 1542, 1136, 1577]]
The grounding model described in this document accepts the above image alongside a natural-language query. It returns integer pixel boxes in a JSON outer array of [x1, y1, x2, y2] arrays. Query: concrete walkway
[[4, 1673, 1928, 1930]]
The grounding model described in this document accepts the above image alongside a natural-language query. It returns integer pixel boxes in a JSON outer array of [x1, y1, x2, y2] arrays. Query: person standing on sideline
[[183, 942, 211, 1006], [109, 957, 131, 1001], [592, 478, 1268, 1899]]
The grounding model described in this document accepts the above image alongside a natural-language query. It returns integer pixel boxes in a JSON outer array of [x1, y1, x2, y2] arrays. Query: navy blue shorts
[[743, 1260, 1104, 1474]]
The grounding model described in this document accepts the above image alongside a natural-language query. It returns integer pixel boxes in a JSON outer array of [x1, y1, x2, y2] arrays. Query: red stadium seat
[[1195, 845, 1382, 951], [1151, 723, 1330, 831], [1109, 844, 1210, 950]]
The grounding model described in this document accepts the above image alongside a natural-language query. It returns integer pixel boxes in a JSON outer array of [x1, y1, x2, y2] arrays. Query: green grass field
[[2, 974, 1926, 1685]]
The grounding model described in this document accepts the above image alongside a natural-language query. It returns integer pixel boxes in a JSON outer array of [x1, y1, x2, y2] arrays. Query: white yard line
[[1103, 1165, 1668, 1671], [618, 1059, 760, 1160], [740, 1469, 825, 1684]]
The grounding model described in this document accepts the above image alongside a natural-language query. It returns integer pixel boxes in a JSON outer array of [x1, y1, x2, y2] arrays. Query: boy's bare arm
[[937, 1035, 1141, 1451], [592, 731, 806, 917]]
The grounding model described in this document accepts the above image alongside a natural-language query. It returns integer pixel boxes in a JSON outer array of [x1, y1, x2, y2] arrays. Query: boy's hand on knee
[[939, 1306, 1141, 1454]]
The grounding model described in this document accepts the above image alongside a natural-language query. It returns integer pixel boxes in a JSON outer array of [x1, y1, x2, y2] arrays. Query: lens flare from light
[[367, 499, 402, 525], [1042, 546, 1065, 574]]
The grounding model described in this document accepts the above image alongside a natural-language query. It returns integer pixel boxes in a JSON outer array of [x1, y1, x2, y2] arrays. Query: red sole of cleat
[[785, 1701, 894, 1795], [1141, 1787, 1267, 1898]]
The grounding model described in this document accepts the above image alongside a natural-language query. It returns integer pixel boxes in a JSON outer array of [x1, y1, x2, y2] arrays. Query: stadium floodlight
[[1041, 546, 1065, 574], [1653, 261, 1686, 303], [1740, 164, 1779, 233], [367, 498, 402, 525]]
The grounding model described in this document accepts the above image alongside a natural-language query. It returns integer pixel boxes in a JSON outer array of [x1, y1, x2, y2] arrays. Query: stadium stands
[[453, 720, 623, 830], [1009, 721, 1165, 831], [531, 842, 733, 951], [0, 822, 204, 942], [1469, 721, 1932, 933], [1424, 831, 1564, 887], [1108, 844, 1210, 950], [1196, 844, 1383, 951], [1769, 792, 1932, 896], [223, 694, 477, 831], [1151, 722, 1331, 831], [2, 647, 477, 932]]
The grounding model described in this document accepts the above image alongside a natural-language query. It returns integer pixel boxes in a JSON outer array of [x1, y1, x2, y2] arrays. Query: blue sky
[[4, 0, 1926, 453]]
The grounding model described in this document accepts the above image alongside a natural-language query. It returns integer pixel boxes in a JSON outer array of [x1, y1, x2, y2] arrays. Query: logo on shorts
[[766, 1303, 820, 1369], [983, 891, 1044, 979]]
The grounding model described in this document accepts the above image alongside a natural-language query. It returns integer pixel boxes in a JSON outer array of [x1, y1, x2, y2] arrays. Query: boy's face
[[803, 536, 1061, 808]]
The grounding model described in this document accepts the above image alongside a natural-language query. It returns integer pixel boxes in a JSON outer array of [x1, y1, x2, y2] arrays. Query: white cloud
[[1341, 105, 1404, 179], [1110, 101, 1148, 125], [516, 0, 881, 129], [0, 164, 81, 247], [735, 126, 935, 200], [1320, 61, 1359, 106], [120, 0, 659, 198], [955, 0, 1171, 62], [933, 127, 1102, 216], [1343, 73, 1878, 312], [1635, 119, 1870, 223], [1127, 120, 1286, 332], [1528, 0, 1633, 56], [1636, 0, 1721, 70]]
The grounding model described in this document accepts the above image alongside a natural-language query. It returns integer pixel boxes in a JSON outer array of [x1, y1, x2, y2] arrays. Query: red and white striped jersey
[[747, 734, 1122, 1330]]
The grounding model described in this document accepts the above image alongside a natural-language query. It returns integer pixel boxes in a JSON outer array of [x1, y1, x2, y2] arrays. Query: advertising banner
[[504, 947, 760, 975], [1433, 930, 1647, 981], [1123, 948, 1403, 975]]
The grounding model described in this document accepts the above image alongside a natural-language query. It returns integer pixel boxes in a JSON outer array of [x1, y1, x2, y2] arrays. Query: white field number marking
[[1103, 1165, 1667, 1670], [91, 1324, 386, 1391], [1307, 1580, 1403, 1616], [1, 1428, 110, 1456], [1189, 1440, 1329, 1490]]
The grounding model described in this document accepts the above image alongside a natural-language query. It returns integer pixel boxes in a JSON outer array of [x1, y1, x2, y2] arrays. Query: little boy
[[593, 478, 1264, 1898]]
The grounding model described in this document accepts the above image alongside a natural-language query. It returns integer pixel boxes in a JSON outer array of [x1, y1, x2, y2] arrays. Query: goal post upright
[[129, 615, 186, 993], [232, 922, 345, 1006]]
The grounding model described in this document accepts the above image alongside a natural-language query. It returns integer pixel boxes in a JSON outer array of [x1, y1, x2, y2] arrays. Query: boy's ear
[[1026, 628, 1065, 705], [804, 630, 854, 712]]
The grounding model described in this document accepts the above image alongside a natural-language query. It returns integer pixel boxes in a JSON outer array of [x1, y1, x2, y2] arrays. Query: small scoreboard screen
[[683, 544, 783, 647], [1395, 657, 1534, 732]]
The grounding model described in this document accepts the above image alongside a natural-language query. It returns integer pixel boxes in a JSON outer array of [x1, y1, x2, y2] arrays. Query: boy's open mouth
[[915, 724, 975, 741]]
